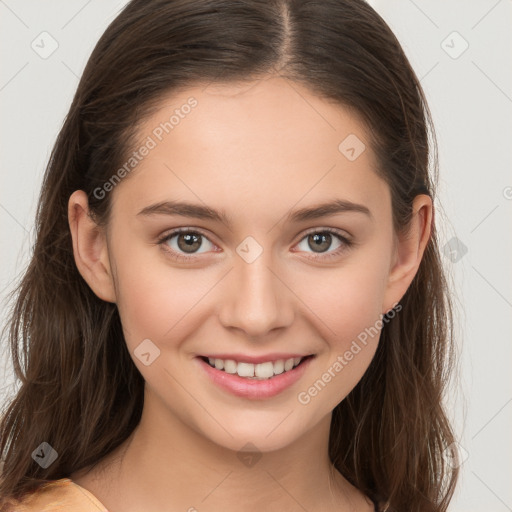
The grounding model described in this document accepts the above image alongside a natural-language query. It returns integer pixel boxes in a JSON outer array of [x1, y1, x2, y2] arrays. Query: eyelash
[[156, 227, 354, 263]]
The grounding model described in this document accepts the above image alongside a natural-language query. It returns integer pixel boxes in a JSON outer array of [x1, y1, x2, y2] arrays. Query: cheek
[[290, 257, 389, 406], [295, 255, 389, 342], [112, 246, 200, 350]]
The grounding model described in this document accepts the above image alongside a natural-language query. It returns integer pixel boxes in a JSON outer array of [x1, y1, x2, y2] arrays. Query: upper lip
[[199, 353, 313, 364]]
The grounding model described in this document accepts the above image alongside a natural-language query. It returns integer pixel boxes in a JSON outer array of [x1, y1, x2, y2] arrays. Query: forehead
[[111, 77, 390, 225]]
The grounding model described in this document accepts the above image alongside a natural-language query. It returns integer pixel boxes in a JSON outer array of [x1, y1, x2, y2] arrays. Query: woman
[[0, 1, 459, 510]]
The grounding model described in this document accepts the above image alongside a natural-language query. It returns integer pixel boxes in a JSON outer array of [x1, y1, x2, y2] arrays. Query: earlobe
[[68, 190, 117, 303], [382, 194, 433, 314]]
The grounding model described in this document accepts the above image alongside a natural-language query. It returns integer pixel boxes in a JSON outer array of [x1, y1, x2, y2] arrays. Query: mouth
[[195, 354, 315, 400]]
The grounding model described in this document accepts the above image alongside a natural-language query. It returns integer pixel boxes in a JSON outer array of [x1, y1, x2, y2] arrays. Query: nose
[[218, 249, 295, 339]]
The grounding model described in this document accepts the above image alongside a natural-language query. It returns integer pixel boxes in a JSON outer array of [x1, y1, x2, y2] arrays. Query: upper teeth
[[207, 357, 303, 379]]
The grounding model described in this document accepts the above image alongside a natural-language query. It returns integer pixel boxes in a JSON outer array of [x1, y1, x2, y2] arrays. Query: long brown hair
[[0, 1, 460, 510]]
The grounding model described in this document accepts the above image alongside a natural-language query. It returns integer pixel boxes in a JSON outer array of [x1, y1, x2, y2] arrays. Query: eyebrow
[[137, 198, 373, 227]]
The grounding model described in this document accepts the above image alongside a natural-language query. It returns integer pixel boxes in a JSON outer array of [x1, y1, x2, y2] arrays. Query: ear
[[382, 194, 433, 314], [68, 190, 117, 303]]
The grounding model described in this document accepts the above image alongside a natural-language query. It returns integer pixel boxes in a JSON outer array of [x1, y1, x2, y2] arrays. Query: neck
[[73, 388, 371, 512]]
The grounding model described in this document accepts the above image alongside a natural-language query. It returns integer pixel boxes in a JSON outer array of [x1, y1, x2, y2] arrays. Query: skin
[[68, 76, 432, 512]]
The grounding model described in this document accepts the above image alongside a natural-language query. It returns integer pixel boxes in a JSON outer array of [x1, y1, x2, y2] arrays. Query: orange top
[[6, 477, 382, 511], [7, 478, 109, 512]]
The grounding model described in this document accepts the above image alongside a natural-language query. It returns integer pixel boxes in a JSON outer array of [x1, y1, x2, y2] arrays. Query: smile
[[195, 354, 315, 400]]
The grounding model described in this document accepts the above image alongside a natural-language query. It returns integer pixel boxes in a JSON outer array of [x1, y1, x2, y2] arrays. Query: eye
[[294, 228, 353, 260], [157, 227, 354, 263], [157, 228, 217, 262]]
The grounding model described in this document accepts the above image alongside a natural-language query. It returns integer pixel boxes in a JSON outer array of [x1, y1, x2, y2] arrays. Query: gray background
[[1, 1, 511, 510]]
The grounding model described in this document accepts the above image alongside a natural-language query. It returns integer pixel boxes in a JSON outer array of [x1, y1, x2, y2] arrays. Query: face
[[71, 76, 426, 454]]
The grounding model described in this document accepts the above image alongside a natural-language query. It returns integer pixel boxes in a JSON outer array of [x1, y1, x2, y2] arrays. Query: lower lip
[[195, 356, 314, 400]]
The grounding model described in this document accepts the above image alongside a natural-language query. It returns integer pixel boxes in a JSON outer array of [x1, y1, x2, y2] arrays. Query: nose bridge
[[218, 241, 293, 337]]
